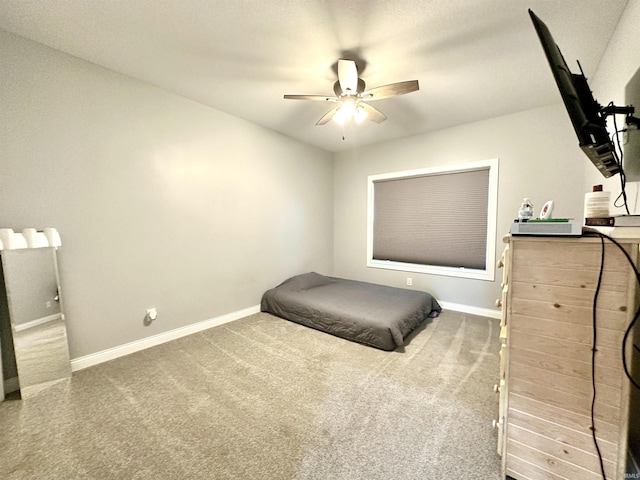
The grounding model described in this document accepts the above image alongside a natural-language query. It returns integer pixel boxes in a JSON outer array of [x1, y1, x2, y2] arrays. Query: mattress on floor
[[260, 272, 441, 350]]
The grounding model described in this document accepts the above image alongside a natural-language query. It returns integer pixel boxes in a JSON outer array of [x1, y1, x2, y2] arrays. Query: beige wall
[[0, 30, 334, 359]]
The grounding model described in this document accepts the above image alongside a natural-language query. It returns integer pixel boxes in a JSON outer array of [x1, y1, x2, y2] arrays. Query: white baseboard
[[439, 301, 501, 320], [54, 301, 500, 374], [70, 304, 261, 372], [8, 300, 499, 383]]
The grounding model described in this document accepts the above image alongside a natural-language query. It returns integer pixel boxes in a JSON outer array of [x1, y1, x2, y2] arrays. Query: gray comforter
[[260, 272, 441, 351]]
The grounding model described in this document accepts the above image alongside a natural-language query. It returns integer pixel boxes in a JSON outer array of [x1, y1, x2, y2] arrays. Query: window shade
[[372, 168, 489, 270]]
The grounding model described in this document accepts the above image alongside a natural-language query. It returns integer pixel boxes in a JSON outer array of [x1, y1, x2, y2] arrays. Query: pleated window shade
[[372, 168, 489, 270]]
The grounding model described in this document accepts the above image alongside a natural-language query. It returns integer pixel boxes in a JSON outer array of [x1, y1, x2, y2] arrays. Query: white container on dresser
[[496, 233, 640, 480]]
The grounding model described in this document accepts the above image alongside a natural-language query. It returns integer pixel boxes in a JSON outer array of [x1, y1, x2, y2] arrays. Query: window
[[367, 159, 499, 281]]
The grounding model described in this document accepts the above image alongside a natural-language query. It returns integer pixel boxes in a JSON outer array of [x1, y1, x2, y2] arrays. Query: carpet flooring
[[0, 310, 502, 479]]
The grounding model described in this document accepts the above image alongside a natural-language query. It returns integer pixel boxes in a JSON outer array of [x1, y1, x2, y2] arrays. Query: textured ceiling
[[0, 0, 629, 152]]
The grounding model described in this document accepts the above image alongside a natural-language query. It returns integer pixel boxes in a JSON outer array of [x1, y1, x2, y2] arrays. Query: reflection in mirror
[[0, 266, 16, 400], [0, 247, 71, 399]]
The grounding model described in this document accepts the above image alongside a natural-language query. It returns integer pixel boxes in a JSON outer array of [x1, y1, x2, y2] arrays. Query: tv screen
[[529, 9, 620, 178]]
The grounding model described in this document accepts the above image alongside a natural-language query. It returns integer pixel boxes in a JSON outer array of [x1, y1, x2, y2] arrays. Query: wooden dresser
[[496, 233, 640, 479]]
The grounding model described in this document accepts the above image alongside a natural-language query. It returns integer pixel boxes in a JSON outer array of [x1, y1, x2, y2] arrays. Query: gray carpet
[[0, 310, 502, 479]]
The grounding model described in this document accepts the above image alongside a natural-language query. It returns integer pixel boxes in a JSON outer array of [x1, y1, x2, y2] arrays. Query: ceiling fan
[[284, 59, 419, 126]]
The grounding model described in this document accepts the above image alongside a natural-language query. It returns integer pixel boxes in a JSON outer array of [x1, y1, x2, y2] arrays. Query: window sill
[[367, 259, 494, 281]]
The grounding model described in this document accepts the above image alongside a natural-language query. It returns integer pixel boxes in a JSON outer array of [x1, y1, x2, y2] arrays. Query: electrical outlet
[[406, 277, 413, 286], [144, 308, 158, 326]]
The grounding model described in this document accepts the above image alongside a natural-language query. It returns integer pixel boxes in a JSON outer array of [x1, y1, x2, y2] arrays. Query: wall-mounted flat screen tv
[[529, 9, 628, 178]]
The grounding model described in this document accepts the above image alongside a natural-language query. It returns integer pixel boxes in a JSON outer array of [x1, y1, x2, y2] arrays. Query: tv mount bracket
[[600, 104, 640, 128]]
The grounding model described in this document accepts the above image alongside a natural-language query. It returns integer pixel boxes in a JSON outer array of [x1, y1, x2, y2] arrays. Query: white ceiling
[[0, 0, 629, 152]]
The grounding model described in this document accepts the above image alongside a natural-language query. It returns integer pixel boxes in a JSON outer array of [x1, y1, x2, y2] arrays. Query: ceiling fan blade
[[338, 59, 358, 95], [316, 106, 341, 125], [333, 81, 342, 98], [284, 94, 338, 102], [361, 80, 419, 101], [360, 102, 387, 124]]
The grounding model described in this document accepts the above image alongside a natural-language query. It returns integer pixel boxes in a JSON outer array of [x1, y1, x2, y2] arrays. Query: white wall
[[3, 1, 638, 361], [586, 1, 640, 212], [333, 3, 640, 313], [333, 103, 585, 310], [0, 30, 334, 360]]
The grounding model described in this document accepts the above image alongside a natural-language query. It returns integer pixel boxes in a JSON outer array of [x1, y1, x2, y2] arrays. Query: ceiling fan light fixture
[[333, 98, 356, 125], [284, 59, 419, 127], [354, 105, 368, 124], [333, 109, 347, 125], [342, 98, 356, 114]]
